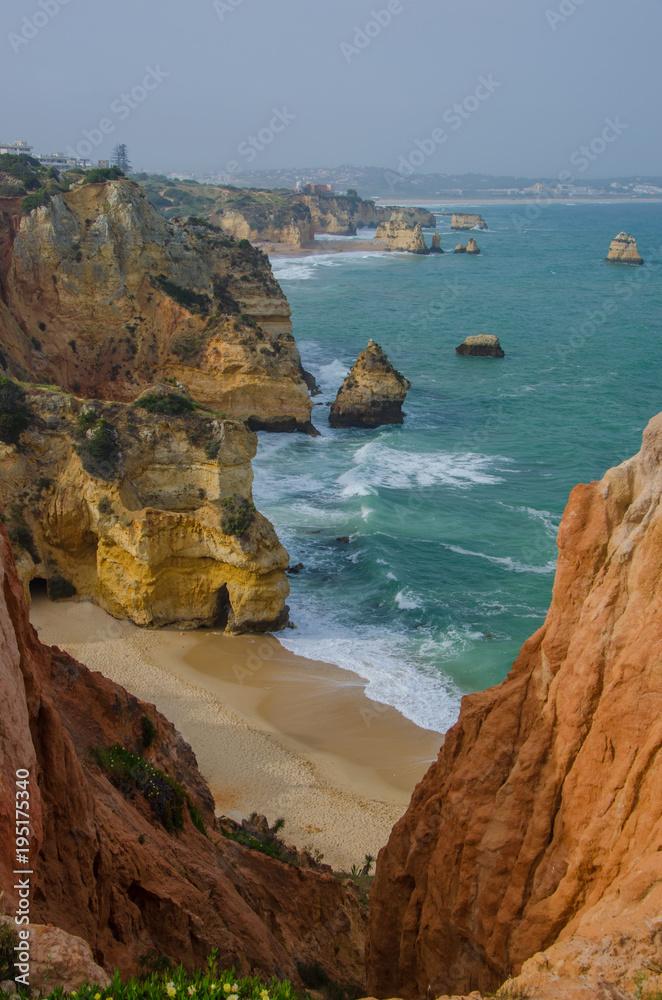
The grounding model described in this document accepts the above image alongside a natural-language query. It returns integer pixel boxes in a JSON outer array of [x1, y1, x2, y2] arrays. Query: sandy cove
[[30, 595, 443, 871]]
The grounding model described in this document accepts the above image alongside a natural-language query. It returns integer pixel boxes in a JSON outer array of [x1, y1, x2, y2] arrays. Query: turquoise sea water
[[253, 203, 662, 732]]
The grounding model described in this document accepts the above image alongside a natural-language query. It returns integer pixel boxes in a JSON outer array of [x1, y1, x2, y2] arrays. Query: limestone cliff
[[296, 196, 434, 237], [210, 202, 315, 248], [0, 522, 367, 985], [329, 340, 410, 428], [375, 221, 429, 254], [367, 412, 662, 999], [451, 213, 488, 230], [1, 385, 289, 631], [605, 231, 644, 265], [0, 178, 315, 432]]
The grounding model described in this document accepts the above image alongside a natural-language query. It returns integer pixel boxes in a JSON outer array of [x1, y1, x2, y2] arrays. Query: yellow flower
[[167, 987, 177, 998], [229, 995, 239, 1000], [94, 994, 101, 999], [223, 988, 231, 995]]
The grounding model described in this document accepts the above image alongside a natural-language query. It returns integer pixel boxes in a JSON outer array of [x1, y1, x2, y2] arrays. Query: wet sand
[[30, 596, 443, 870]]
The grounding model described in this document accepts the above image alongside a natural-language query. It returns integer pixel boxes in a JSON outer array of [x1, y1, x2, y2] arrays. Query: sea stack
[[430, 233, 443, 254], [605, 231, 644, 265], [456, 334, 504, 358], [451, 213, 488, 230], [374, 220, 429, 254], [329, 340, 411, 428], [466, 237, 481, 254]]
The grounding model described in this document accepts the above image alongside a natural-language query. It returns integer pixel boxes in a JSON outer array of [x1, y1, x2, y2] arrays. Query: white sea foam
[[395, 590, 423, 610], [337, 442, 507, 497], [270, 250, 388, 283], [445, 543, 557, 575]]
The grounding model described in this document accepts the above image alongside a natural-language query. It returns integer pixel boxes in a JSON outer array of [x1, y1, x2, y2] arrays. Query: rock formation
[[367, 412, 662, 999], [374, 221, 429, 254], [0, 521, 367, 985], [430, 233, 443, 254], [466, 238, 480, 254], [455, 335, 504, 357], [329, 340, 411, 429], [451, 213, 487, 230], [605, 231, 644, 265], [1, 385, 289, 631], [0, 177, 315, 433], [298, 196, 435, 237]]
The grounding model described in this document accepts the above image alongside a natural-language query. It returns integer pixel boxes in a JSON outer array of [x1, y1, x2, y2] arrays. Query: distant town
[[2, 139, 661, 201]]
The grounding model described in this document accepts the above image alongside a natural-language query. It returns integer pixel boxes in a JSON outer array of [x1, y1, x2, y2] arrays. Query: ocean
[[252, 202, 662, 732]]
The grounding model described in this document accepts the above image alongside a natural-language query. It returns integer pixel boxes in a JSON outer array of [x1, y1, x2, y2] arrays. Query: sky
[[0, 0, 660, 179]]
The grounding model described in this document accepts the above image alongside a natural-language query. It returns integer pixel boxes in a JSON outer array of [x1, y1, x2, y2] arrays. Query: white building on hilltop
[[0, 140, 34, 156]]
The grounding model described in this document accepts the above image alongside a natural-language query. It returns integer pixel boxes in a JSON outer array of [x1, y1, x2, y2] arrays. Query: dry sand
[[30, 596, 443, 870]]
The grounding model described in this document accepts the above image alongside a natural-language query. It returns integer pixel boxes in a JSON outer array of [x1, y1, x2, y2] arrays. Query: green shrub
[[0, 376, 31, 444], [205, 439, 221, 460], [83, 166, 125, 184], [219, 495, 256, 537], [136, 391, 195, 415], [48, 575, 77, 600], [153, 274, 212, 314], [9, 522, 39, 563], [141, 715, 156, 749], [21, 187, 53, 213], [93, 744, 205, 835], [98, 496, 113, 515], [0, 919, 17, 981], [77, 417, 120, 479]]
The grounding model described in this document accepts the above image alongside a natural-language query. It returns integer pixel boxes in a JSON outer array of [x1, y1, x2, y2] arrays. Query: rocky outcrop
[[454, 239, 480, 255], [1, 386, 289, 631], [329, 340, 411, 428], [451, 213, 487, 230], [455, 334, 504, 357], [0, 522, 367, 985], [430, 233, 443, 254], [0, 178, 315, 432], [605, 231, 644, 264], [0, 917, 110, 992], [297, 196, 434, 237], [375, 221, 429, 254], [367, 412, 662, 999]]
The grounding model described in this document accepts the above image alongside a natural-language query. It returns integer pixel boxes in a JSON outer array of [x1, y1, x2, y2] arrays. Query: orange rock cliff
[[0, 522, 366, 986], [367, 411, 662, 999]]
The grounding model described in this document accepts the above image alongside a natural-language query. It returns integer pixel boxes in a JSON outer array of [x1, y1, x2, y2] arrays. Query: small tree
[[111, 143, 132, 174]]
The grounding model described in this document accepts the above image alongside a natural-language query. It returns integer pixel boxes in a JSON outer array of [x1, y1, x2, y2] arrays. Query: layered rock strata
[[451, 213, 487, 230], [329, 340, 411, 428], [605, 231, 644, 264], [0, 523, 367, 985], [1, 386, 289, 630], [0, 178, 315, 432], [367, 412, 662, 999], [374, 221, 429, 254], [455, 334, 504, 357]]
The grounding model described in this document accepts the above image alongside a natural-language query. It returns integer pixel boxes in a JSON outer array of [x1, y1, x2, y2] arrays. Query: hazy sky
[[1, 0, 660, 179]]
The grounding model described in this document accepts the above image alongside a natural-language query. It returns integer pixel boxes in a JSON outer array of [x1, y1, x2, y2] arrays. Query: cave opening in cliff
[[29, 577, 48, 600], [213, 585, 232, 630]]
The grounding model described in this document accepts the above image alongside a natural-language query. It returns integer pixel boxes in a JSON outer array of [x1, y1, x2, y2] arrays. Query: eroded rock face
[[299, 197, 435, 237], [430, 233, 443, 254], [0, 179, 315, 432], [329, 340, 411, 429], [367, 412, 662, 999], [455, 334, 504, 357], [605, 231, 644, 264], [451, 213, 487, 230], [1, 387, 289, 631], [0, 917, 110, 992], [375, 221, 429, 254], [0, 523, 367, 986]]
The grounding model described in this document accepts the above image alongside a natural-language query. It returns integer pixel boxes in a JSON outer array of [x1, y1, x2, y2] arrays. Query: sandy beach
[[30, 595, 443, 870]]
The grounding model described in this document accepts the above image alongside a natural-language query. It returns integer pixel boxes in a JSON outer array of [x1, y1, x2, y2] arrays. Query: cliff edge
[[367, 413, 662, 999]]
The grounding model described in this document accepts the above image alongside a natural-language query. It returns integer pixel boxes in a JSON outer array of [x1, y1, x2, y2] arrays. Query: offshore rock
[[430, 233, 443, 254], [329, 340, 411, 429], [466, 238, 480, 254], [0, 387, 290, 631], [605, 231, 644, 264], [375, 220, 429, 254], [0, 524, 367, 986], [0, 178, 314, 432], [451, 213, 487, 230], [455, 335, 504, 357], [367, 412, 662, 999]]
